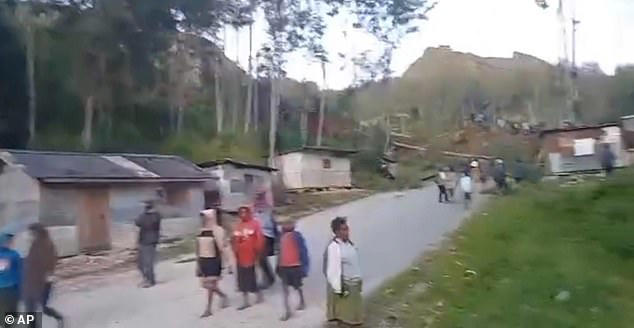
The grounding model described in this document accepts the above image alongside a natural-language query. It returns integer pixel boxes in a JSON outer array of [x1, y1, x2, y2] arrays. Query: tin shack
[[275, 146, 358, 190], [539, 123, 627, 174], [198, 159, 277, 213], [0, 150, 211, 256]]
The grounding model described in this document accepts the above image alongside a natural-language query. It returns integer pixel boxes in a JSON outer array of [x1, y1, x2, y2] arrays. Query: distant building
[[198, 159, 277, 213], [539, 123, 627, 174], [0, 150, 211, 256], [275, 147, 358, 190]]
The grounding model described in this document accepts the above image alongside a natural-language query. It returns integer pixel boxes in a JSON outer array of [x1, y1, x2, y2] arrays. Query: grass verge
[[367, 171, 634, 328]]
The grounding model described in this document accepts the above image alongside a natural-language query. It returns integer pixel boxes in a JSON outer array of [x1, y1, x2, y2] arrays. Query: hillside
[[2, 0, 633, 167], [347, 46, 622, 136]]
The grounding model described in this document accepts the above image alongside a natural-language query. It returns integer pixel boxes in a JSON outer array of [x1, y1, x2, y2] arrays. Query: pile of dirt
[[56, 249, 138, 280], [450, 125, 539, 157]]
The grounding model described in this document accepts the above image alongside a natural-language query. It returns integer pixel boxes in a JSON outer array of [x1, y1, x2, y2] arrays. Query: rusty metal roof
[[539, 123, 620, 137]]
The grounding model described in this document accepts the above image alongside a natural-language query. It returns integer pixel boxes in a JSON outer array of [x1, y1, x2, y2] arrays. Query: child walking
[[277, 219, 310, 321]]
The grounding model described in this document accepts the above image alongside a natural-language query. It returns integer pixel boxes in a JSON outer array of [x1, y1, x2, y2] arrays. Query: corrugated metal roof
[[198, 158, 277, 172], [540, 123, 620, 137], [277, 146, 359, 156], [1, 150, 211, 183]]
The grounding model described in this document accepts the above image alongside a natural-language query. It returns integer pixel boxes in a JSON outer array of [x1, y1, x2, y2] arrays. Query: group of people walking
[[436, 157, 525, 205], [435, 165, 474, 208], [135, 191, 365, 326], [0, 224, 64, 328], [0, 191, 364, 327]]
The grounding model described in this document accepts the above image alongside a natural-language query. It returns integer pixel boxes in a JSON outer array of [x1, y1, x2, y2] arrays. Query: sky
[[223, 0, 634, 90]]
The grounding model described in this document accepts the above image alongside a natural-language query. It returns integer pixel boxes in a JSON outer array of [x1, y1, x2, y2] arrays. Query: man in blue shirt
[[253, 191, 278, 289], [0, 233, 22, 322]]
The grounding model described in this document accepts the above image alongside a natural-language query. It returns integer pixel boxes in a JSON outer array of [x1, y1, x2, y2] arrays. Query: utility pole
[[571, 18, 580, 76], [570, 17, 580, 123], [535, 0, 579, 126]]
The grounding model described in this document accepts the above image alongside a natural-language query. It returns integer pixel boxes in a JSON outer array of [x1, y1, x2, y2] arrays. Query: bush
[[161, 132, 266, 164]]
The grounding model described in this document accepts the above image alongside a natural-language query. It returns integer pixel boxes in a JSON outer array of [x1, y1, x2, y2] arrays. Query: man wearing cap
[[135, 201, 161, 288]]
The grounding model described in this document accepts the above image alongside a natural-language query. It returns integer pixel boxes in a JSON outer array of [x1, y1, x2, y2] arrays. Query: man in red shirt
[[277, 220, 309, 321], [232, 206, 264, 310]]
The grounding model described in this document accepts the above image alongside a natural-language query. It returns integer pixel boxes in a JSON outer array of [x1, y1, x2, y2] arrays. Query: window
[[204, 190, 221, 208], [322, 158, 332, 169], [574, 138, 596, 156], [244, 174, 255, 193], [254, 175, 264, 186], [230, 179, 245, 193]]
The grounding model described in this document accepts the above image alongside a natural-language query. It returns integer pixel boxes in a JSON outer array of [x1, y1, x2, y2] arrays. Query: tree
[[214, 51, 225, 134], [316, 61, 327, 145], [166, 34, 198, 135], [244, 0, 258, 133], [256, 0, 435, 159], [15, 2, 56, 146], [611, 66, 634, 118], [0, 3, 29, 148], [0, 0, 438, 155], [244, 20, 255, 133], [261, 0, 291, 165], [291, 4, 328, 146]]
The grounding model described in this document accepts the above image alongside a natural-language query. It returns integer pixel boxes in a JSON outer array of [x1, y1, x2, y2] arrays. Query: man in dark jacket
[[601, 143, 616, 176], [136, 201, 161, 288], [493, 159, 508, 193]]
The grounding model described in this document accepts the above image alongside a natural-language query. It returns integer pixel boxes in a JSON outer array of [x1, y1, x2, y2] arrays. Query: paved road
[[42, 186, 484, 328]]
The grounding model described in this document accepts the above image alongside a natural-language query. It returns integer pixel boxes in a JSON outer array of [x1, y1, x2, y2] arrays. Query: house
[[539, 123, 627, 174], [198, 159, 277, 213], [275, 146, 358, 190], [0, 150, 212, 256]]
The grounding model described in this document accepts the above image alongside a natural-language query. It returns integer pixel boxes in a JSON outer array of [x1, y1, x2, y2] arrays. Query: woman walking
[[325, 217, 363, 327], [196, 210, 229, 318], [24, 223, 64, 328]]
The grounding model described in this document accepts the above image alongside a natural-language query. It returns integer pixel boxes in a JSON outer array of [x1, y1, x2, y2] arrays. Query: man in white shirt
[[460, 172, 473, 209]]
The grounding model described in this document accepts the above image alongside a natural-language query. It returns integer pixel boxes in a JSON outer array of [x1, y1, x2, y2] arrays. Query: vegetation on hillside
[[0, 0, 435, 163], [2, 2, 632, 182], [349, 48, 634, 137], [367, 172, 634, 327]]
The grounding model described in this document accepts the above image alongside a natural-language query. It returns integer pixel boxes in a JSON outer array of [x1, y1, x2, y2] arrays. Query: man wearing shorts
[[277, 220, 309, 321]]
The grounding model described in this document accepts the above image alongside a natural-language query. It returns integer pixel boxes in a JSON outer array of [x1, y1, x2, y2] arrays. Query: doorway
[[78, 188, 111, 252]]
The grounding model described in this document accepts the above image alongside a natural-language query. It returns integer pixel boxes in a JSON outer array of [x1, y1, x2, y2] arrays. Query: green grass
[[367, 171, 634, 328]]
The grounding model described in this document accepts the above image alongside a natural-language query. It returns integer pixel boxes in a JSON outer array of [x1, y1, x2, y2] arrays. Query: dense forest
[[1, 0, 633, 166], [0, 0, 434, 163]]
